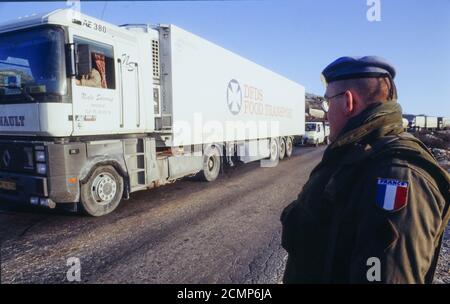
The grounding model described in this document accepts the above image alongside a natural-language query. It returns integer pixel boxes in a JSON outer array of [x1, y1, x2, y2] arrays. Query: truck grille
[[0, 142, 35, 173]]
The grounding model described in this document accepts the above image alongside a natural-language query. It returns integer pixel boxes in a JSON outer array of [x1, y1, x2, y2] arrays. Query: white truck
[[301, 121, 330, 146], [441, 117, 450, 130], [425, 116, 438, 130], [0, 9, 305, 216], [402, 118, 409, 131], [412, 116, 426, 131], [412, 115, 438, 131]]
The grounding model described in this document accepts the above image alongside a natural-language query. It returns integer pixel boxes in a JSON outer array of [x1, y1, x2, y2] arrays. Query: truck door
[[71, 36, 120, 136], [115, 40, 141, 130]]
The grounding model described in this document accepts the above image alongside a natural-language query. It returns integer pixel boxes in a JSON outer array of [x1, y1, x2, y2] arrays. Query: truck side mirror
[[76, 44, 92, 76]]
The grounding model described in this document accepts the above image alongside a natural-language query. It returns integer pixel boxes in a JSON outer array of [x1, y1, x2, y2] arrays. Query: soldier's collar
[[330, 102, 403, 149]]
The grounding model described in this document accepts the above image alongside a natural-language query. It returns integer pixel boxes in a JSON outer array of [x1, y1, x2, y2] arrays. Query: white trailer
[[0, 9, 305, 216], [412, 116, 426, 131], [425, 116, 438, 130]]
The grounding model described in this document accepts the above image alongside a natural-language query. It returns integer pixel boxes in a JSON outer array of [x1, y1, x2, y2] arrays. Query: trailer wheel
[[80, 165, 124, 217], [200, 145, 221, 182], [285, 137, 293, 158], [269, 138, 279, 162], [279, 138, 286, 160]]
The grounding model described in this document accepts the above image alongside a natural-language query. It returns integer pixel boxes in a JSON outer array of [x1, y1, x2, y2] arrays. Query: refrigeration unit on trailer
[[0, 9, 305, 216]]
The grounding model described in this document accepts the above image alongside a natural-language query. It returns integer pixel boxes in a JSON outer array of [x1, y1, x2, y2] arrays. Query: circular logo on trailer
[[227, 79, 242, 115]]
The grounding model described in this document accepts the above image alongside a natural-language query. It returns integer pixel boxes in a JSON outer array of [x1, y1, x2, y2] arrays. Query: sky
[[0, 0, 449, 117]]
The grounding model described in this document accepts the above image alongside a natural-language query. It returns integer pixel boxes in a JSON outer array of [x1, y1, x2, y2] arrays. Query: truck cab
[[0, 10, 159, 213], [0, 10, 158, 138]]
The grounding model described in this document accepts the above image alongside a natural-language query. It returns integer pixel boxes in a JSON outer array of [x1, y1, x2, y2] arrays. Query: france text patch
[[376, 178, 408, 211]]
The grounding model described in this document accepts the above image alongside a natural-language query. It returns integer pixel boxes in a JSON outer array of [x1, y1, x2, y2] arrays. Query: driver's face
[[93, 53, 105, 62]]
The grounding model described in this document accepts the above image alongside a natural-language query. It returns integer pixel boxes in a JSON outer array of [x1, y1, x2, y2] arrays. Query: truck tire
[[200, 145, 221, 182], [285, 137, 293, 158], [80, 165, 124, 217], [269, 138, 279, 162], [279, 138, 286, 160]]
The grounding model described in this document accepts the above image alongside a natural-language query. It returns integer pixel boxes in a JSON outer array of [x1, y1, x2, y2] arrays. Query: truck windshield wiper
[[0, 84, 35, 102]]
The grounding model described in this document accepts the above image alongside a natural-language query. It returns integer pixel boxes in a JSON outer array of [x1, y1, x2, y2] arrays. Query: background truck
[[442, 117, 450, 130], [0, 9, 305, 216], [412, 115, 426, 131], [425, 116, 438, 130], [300, 121, 330, 146], [402, 118, 409, 131], [404, 114, 449, 131]]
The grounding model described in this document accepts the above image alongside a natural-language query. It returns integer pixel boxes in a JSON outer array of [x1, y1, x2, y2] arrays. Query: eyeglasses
[[323, 91, 347, 109], [324, 91, 346, 103]]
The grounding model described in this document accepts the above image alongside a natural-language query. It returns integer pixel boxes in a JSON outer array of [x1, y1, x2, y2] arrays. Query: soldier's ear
[[344, 90, 354, 116]]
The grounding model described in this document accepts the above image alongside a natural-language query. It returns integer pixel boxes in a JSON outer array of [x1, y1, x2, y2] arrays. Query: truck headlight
[[36, 163, 47, 175], [35, 151, 46, 162], [30, 197, 40, 205]]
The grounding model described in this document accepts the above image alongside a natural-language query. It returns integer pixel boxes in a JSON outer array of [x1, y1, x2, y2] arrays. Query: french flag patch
[[376, 178, 408, 211]]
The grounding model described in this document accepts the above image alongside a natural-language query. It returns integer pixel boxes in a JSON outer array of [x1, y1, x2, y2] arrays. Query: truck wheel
[[285, 137, 293, 158], [80, 165, 124, 217], [279, 138, 286, 160], [200, 145, 221, 182], [269, 138, 279, 162]]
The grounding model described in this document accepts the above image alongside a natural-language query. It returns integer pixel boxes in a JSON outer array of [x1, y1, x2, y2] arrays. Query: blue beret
[[321, 56, 396, 85]]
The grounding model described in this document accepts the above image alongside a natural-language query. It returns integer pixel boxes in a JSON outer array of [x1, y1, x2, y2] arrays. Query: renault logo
[[2, 150, 11, 167]]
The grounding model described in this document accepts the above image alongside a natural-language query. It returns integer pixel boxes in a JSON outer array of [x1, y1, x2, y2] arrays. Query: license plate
[[0, 180, 16, 191]]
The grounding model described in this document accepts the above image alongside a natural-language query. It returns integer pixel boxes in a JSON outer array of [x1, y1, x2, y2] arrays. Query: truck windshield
[[305, 123, 317, 131], [0, 26, 67, 103]]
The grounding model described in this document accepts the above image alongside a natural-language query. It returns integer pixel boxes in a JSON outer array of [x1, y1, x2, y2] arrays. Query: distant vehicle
[[299, 121, 330, 146], [442, 117, 450, 130], [412, 115, 426, 131], [425, 116, 438, 130], [411, 115, 438, 131], [404, 114, 447, 132], [402, 118, 409, 131]]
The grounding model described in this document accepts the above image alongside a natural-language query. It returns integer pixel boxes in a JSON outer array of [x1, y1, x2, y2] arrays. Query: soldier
[[281, 56, 450, 283]]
